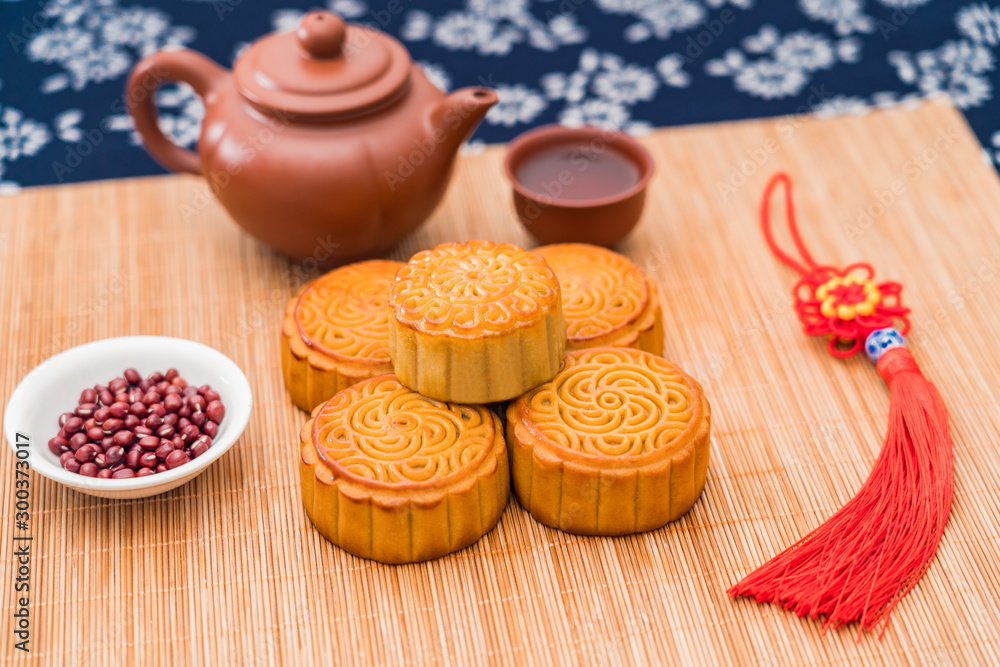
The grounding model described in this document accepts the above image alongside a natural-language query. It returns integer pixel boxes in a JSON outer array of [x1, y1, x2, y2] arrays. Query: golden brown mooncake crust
[[387, 240, 566, 403], [281, 260, 404, 412], [536, 243, 663, 354], [507, 347, 711, 536], [300, 375, 510, 563]]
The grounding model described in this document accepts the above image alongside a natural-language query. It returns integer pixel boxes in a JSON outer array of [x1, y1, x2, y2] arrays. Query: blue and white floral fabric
[[1, 0, 998, 192]]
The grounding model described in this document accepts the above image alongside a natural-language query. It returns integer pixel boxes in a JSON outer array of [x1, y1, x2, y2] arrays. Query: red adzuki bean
[[138, 436, 159, 451], [69, 433, 88, 451], [48, 437, 68, 455], [125, 449, 141, 469], [54, 368, 226, 479], [165, 450, 190, 469], [105, 446, 125, 466]]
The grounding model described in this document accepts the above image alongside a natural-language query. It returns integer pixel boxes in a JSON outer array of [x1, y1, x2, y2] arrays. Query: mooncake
[[281, 260, 404, 412], [507, 347, 710, 535], [536, 243, 663, 354], [300, 375, 509, 563], [388, 240, 566, 403]]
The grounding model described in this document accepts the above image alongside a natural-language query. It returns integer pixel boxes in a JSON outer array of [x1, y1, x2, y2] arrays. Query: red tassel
[[729, 348, 953, 636], [729, 173, 955, 638]]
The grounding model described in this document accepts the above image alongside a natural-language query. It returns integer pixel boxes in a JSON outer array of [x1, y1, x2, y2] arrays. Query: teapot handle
[[126, 49, 227, 175]]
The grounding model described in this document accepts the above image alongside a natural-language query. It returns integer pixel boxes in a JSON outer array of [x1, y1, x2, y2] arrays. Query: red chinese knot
[[761, 173, 911, 357]]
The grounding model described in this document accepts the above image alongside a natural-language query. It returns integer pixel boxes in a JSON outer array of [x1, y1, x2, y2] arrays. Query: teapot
[[127, 11, 497, 263]]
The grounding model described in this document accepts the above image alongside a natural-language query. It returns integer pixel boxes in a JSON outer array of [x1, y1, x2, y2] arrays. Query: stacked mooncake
[[284, 240, 711, 563], [387, 241, 565, 403]]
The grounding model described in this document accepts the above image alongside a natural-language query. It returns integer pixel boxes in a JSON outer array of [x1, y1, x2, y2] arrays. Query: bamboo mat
[[3, 99, 1000, 665]]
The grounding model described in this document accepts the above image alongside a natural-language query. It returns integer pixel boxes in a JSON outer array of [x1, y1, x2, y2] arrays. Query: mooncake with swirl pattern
[[281, 260, 404, 412], [536, 243, 663, 354], [300, 375, 509, 563], [388, 240, 566, 403], [507, 347, 710, 535]]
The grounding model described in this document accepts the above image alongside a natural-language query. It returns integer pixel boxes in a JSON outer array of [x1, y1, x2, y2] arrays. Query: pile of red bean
[[48, 368, 225, 479]]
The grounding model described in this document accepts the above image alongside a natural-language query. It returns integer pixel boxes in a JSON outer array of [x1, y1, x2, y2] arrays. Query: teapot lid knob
[[234, 8, 412, 117], [296, 11, 346, 59]]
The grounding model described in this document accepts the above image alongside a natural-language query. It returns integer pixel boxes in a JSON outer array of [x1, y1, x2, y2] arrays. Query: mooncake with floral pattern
[[300, 375, 509, 563], [388, 240, 565, 403], [281, 260, 404, 411], [536, 243, 663, 354], [507, 347, 710, 535]]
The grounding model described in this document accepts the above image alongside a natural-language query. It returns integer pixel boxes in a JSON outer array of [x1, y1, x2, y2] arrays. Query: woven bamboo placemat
[[2, 99, 999, 665]]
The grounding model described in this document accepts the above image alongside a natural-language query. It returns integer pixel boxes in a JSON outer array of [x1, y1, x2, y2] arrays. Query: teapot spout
[[428, 87, 498, 152]]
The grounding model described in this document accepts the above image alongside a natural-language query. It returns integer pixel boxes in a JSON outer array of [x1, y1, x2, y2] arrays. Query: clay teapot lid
[[234, 11, 411, 118]]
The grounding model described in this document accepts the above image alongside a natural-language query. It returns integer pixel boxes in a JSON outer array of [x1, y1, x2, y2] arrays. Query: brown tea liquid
[[515, 142, 640, 202]]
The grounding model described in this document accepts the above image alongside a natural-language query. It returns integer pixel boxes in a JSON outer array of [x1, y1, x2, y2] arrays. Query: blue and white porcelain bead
[[865, 327, 906, 363]]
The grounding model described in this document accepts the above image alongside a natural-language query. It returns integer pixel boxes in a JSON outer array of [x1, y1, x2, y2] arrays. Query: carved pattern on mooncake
[[389, 240, 560, 337], [523, 347, 696, 457], [537, 244, 649, 340], [508, 347, 710, 535], [294, 260, 401, 362], [312, 376, 493, 485]]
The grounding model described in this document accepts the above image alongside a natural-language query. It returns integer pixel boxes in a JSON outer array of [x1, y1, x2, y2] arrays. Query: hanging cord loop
[[759, 172, 910, 358]]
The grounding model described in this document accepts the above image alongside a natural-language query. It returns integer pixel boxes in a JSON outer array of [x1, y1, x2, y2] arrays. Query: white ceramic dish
[[4, 336, 252, 499]]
